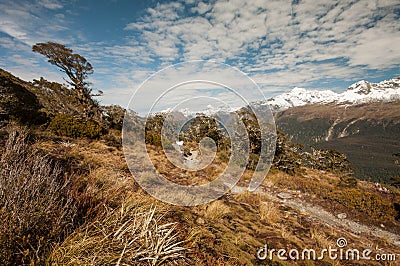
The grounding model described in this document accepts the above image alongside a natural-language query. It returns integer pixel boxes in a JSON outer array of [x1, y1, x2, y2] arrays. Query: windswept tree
[[32, 42, 101, 117]]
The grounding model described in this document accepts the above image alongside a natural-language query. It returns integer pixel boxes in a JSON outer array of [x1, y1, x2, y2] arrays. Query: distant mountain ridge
[[167, 77, 400, 116], [264, 77, 400, 112]]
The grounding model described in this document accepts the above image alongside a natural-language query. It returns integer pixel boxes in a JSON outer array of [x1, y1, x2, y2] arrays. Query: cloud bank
[[0, 0, 399, 107]]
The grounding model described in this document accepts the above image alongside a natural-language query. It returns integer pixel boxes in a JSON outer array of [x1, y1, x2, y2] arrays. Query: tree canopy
[[32, 42, 97, 105]]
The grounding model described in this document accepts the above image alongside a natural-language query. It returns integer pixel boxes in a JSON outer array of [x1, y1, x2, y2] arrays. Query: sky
[[0, 0, 400, 108]]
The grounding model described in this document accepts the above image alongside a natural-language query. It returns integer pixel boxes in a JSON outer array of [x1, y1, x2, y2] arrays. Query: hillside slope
[[0, 68, 89, 122], [276, 101, 400, 183], [21, 133, 400, 265], [0, 70, 45, 124]]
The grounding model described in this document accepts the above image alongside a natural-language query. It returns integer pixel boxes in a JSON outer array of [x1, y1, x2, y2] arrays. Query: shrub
[[389, 176, 400, 188], [338, 175, 358, 188], [48, 114, 103, 139], [270, 130, 303, 175], [0, 128, 90, 265], [145, 114, 165, 147], [271, 130, 354, 177], [331, 189, 396, 221], [179, 115, 224, 147], [102, 129, 122, 148], [309, 148, 353, 175], [247, 153, 260, 171], [217, 149, 230, 163], [0, 73, 48, 125], [102, 104, 125, 130]]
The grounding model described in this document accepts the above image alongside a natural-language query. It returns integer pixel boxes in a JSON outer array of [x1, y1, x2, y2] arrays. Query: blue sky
[[0, 0, 399, 107]]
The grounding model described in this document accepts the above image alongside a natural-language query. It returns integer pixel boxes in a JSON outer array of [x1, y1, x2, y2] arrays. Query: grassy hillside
[[1, 126, 399, 265]]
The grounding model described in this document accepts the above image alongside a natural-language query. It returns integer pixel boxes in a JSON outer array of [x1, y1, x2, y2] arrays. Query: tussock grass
[[233, 190, 261, 206], [310, 227, 332, 248], [50, 202, 189, 265], [1, 124, 398, 265], [0, 127, 91, 265], [259, 201, 281, 224], [204, 200, 230, 220]]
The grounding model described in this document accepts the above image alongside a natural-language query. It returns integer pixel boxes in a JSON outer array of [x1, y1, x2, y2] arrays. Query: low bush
[[338, 175, 358, 188], [102, 129, 122, 148], [48, 114, 103, 139], [331, 189, 395, 221], [102, 104, 125, 130]]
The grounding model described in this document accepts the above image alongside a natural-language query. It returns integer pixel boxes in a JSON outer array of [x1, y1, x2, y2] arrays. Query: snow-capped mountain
[[161, 104, 241, 118], [265, 87, 339, 112], [265, 77, 400, 112], [176, 105, 238, 117], [161, 77, 400, 117]]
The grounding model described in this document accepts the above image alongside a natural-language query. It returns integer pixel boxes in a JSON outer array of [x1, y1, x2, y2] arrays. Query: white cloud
[[124, 0, 399, 78], [191, 2, 212, 15], [0, 0, 76, 47], [37, 0, 63, 10], [93, 0, 399, 106], [1, 0, 399, 108]]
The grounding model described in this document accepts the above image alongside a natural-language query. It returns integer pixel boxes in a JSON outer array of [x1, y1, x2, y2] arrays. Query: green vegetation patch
[[331, 188, 396, 221], [48, 114, 104, 139]]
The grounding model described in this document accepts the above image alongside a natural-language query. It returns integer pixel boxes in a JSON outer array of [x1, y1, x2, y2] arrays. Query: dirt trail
[[231, 185, 400, 247]]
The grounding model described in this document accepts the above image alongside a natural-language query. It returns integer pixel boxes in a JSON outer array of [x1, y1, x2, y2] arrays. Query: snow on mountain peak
[[347, 80, 372, 94], [265, 87, 339, 112], [339, 77, 400, 104], [266, 77, 400, 112], [160, 77, 400, 116]]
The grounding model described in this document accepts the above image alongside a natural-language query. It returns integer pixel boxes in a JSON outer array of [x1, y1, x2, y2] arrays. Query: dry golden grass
[[2, 125, 399, 265], [310, 227, 332, 248], [259, 201, 281, 224], [279, 225, 292, 240], [204, 200, 230, 220], [233, 190, 262, 206], [0, 127, 93, 265], [50, 201, 188, 265]]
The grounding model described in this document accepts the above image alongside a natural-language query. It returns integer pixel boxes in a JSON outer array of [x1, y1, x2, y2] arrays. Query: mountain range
[[173, 77, 400, 116], [268, 77, 400, 183], [264, 77, 400, 112]]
